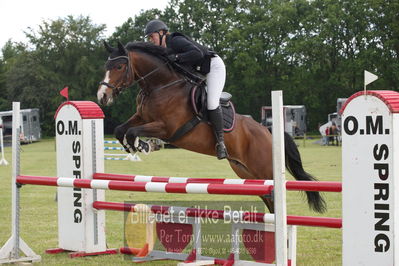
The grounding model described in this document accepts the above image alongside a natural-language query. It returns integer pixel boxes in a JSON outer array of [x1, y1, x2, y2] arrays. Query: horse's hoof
[[140, 142, 151, 155], [123, 135, 136, 153], [134, 137, 151, 155]]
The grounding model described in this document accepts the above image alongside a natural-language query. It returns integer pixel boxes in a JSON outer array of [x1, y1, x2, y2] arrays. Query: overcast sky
[[0, 0, 169, 48]]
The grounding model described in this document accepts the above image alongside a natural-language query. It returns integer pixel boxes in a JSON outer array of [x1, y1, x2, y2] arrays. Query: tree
[[4, 15, 107, 135]]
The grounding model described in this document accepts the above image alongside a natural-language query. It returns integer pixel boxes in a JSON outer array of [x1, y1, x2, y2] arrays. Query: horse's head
[[97, 41, 133, 106]]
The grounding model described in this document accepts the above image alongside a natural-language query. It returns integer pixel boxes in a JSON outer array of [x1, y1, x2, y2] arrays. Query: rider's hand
[[167, 54, 178, 62]]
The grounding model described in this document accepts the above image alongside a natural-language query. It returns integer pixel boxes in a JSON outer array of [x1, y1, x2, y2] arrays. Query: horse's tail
[[284, 132, 327, 213]]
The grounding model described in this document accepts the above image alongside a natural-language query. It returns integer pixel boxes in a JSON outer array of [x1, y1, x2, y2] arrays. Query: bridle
[[100, 51, 184, 97], [99, 53, 135, 96]]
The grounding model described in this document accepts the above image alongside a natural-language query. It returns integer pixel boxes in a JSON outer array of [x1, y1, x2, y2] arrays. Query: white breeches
[[206, 55, 226, 110]]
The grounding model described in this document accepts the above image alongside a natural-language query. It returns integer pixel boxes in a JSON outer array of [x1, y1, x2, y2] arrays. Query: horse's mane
[[125, 41, 204, 82], [126, 41, 168, 58]]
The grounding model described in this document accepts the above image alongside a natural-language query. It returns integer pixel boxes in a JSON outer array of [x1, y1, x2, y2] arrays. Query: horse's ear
[[104, 41, 114, 54], [117, 41, 128, 55]]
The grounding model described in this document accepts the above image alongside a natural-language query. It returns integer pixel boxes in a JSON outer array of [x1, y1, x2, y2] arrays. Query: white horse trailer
[[261, 105, 307, 137], [0, 108, 41, 143]]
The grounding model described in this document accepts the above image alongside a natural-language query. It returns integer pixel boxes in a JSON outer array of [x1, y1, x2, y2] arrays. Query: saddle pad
[[222, 102, 235, 132]]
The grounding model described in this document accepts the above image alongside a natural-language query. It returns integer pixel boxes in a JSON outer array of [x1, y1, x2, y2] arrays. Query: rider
[[144, 19, 228, 160]]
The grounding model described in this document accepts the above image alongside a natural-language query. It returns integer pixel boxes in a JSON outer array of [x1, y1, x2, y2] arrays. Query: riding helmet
[[144, 19, 169, 36]]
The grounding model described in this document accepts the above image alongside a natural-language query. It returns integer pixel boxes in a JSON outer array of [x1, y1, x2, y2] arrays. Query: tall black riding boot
[[208, 107, 228, 160]]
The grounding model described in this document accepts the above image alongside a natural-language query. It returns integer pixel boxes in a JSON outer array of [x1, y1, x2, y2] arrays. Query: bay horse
[[97, 41, 326, 213]]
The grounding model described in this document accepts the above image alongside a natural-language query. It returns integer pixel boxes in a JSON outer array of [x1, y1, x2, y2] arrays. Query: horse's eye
[[116, 64, 123, 70]]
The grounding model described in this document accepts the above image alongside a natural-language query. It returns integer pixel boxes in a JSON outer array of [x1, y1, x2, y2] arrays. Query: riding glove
[[167, 54, 179, 62]]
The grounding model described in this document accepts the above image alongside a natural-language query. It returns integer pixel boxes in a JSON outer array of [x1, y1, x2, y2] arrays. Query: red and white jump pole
[[16, 175, 274, 196], [93, 173, 342, 192], [93, 201, 342, 229]]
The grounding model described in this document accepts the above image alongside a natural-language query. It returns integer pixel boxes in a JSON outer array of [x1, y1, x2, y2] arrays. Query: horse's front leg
[[124, 121, 168, 154], [114, 113, 145, 153]]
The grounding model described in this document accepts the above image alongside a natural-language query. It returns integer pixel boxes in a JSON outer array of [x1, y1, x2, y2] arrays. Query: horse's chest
[[137, 98, 161, 121]]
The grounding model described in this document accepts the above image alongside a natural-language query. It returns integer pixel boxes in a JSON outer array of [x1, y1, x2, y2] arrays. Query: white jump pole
[[0, 117, 8, 165], [272, 90, 288, 266], [0, 102, 41, 263]]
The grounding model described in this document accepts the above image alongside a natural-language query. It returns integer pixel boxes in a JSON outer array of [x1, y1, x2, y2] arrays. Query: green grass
[[0, 138, 341, 265]]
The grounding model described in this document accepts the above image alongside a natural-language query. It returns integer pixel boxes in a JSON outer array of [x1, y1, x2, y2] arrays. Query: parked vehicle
[[0, 108, 41, 143], [261, 105, 307, 137]]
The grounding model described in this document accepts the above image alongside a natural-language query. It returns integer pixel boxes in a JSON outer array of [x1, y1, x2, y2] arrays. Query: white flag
[[364, 70, 378, 86]]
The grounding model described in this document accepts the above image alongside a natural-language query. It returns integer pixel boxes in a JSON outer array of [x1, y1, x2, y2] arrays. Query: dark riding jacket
[[166, 32, 216, 75]]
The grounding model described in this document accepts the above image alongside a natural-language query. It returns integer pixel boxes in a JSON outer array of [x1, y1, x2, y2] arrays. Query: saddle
[[191, 84, 236, 132], [169, 61, 236, 131], [162, 62, 236, 143]]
